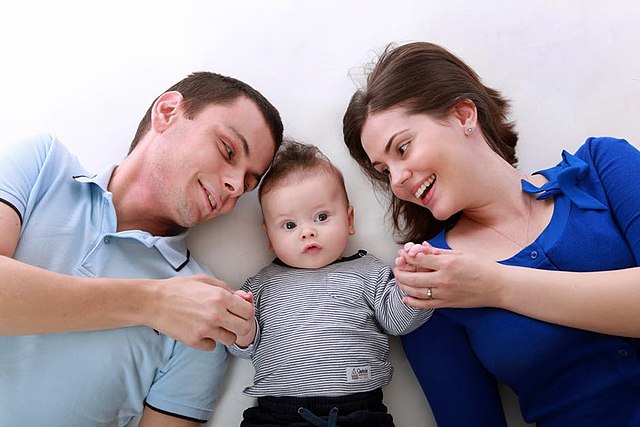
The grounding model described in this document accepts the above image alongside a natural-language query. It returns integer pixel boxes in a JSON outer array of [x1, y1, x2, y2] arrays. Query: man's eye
[[283, 222, 296, 230], [223, 143, 234, 159], [314, 213, 328, 222]]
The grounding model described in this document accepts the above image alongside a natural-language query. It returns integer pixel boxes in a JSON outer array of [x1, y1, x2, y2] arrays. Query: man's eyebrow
[[229, 125, 249, 157], [228, 125, 264, 186], [371, 128, 409, 168]]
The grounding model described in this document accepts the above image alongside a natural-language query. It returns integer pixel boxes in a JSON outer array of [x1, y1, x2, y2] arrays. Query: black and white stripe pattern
[[229, 251, 433, 397]]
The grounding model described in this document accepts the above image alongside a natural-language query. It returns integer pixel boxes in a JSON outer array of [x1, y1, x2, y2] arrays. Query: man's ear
[[347, 205, 356, 236], [262, 223, 275, 252], [151, 91, 184, 133], [450, 99, 478, 132]]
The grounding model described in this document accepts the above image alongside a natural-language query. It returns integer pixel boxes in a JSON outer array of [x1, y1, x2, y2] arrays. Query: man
[[0, 72, 283, 426]]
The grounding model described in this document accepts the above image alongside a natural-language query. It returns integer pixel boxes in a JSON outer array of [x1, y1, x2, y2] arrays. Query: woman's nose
[[390, 167, 411, 190]]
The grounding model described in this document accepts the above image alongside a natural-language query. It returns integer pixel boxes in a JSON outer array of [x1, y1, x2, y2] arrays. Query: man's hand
[[148, 275, 255, 351]]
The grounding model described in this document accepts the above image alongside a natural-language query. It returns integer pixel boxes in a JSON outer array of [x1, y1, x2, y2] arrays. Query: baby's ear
[[262, 223, 275, 252], [347, 205, 356, 235]]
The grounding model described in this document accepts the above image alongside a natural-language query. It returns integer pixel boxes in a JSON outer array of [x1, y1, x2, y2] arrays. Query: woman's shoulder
[[574, 136, 637, 161]]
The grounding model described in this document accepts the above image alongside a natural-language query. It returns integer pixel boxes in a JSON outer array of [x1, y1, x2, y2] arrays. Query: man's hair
[[128, 71, 283, 153], [258, 139, 349, 205]]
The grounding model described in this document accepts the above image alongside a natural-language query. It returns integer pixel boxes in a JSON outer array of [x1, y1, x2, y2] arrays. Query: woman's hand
[[394, 242, 505, 309]]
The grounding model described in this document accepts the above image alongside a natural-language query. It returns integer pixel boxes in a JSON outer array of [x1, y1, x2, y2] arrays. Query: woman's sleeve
[[401, 312, 508, 427], [587, 137, 640, 263]]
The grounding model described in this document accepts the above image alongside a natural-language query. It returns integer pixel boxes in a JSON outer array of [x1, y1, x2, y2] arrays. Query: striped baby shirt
[[229, 250, 433, 397]]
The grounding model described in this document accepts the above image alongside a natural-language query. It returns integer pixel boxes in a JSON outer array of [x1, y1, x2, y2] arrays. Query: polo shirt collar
[[72, 166, 192, 271], [72, 164, 116, 191]]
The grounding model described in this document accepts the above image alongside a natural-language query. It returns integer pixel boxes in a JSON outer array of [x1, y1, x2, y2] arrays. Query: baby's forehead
[[261, 168, 349, 206]]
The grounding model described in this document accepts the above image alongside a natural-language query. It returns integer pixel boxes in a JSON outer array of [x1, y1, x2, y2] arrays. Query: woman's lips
[[414, 174, 436, 200]]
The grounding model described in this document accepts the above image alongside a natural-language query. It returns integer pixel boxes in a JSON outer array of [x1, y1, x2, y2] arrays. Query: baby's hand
[[234, 290, 254, 304], [395, 241, 440, 269]]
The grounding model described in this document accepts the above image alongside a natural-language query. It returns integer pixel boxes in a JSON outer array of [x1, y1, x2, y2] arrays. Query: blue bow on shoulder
[[521, 150, 607, 210]]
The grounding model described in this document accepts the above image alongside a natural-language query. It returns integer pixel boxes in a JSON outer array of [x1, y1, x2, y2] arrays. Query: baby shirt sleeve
[[227, 276, 259, 358], [367, 255, 433, 335]]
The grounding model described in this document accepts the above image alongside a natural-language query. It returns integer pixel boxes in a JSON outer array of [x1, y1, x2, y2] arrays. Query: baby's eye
[[314, 213, 328, 222], [283, 221, 296, 230]]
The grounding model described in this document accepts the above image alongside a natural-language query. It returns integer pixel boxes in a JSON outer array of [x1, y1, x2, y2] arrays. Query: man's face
[[153, 96, 276, 229]]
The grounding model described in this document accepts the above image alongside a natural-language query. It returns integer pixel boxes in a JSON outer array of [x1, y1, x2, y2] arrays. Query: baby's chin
[[282, 252, 343, 270]]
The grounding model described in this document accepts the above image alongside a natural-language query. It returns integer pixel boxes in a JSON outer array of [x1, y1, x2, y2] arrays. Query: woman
[[343, 41, 640, 426]]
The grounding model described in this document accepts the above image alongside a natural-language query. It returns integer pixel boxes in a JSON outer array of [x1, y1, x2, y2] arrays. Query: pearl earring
[[466, 127, 473, 135]]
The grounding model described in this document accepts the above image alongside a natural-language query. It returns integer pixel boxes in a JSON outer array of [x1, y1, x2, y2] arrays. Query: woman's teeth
[[414, 174, 436, 199]]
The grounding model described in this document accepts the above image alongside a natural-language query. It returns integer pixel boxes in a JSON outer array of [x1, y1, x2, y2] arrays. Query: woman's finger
[[401, 295, 441, 309]]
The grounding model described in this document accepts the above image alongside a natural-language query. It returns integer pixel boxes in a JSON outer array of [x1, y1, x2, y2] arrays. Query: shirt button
[[104, 235, 112, 244], [529, 250, 539, 259], [619, 349, 628, 357]]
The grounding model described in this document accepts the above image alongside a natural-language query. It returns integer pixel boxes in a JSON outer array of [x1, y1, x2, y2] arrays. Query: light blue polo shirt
[[0, 134, 227, 426]]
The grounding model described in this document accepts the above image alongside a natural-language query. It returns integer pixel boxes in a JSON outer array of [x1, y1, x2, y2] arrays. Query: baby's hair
[[259, 139, 349, 205]]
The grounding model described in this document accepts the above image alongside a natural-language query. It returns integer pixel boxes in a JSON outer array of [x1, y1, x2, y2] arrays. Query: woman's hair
[[343, 41, 518, 242], [259, 138, 349, 205]]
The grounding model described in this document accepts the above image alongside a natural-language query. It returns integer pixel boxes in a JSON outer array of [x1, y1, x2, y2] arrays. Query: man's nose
[[224, 171, 244, 197]]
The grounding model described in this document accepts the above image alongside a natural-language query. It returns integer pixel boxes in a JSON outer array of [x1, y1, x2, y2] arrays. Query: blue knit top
[[402, 137, 640, 426]]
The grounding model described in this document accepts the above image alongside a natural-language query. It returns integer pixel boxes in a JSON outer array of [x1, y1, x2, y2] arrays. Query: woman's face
[[360, 107, 469, 220]]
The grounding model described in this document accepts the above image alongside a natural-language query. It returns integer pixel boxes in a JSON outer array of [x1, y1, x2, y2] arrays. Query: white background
[[2, 1, 639, 426]]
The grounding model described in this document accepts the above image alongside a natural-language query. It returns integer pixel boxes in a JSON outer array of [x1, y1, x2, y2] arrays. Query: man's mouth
[[207, 192, 217, 210], [414, 174, 436, 200], [200, 181, 218, 211]]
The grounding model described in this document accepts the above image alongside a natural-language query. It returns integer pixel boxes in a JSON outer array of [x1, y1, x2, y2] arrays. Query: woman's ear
[[151, 91, 184, 133], [451, 99, 478, 134]]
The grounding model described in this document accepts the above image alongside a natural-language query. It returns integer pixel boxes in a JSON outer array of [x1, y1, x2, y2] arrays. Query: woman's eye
[[283, 221, 296, 230], [398, 142, 410, 156], [314, 213, 328, 222]]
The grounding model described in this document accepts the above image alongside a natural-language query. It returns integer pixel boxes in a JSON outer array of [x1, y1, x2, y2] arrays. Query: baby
[[230, 140, 433, 427]]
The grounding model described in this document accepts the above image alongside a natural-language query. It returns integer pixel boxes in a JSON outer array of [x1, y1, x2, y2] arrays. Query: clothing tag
[[346, 365, 371, 383]]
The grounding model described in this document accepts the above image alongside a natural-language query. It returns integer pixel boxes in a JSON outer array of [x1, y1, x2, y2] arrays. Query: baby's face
[[261, 171, 355, 269]]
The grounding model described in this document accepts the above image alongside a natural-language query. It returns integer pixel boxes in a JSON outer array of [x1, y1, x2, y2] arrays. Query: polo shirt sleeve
[[0, 134, 56, 221], [145, 341, 228, 422]]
